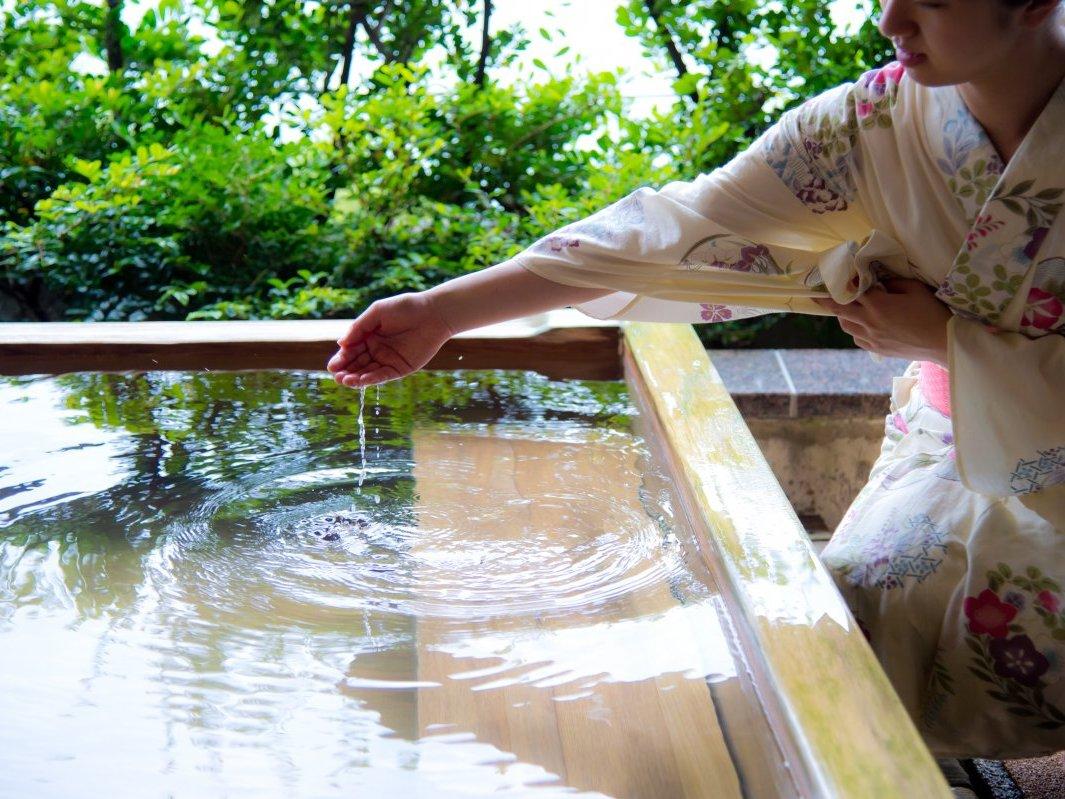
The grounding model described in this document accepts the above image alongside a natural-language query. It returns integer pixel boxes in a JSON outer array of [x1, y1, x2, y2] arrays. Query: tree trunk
[[338, 1, 364, 89], [474, 0, 492, 88], [105, 0, 124, 73]]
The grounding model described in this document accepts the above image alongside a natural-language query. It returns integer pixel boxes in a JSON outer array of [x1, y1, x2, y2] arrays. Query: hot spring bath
[[0, 317, 950, 798]]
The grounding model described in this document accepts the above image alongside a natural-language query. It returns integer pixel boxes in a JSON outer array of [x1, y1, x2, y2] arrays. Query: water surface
[[0, 370, 792, 798]]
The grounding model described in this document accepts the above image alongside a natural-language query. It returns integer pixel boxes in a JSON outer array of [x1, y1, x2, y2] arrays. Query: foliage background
[[0, 0, 891, 345]]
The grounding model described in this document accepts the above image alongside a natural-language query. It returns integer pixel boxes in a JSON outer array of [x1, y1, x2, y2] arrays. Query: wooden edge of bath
[[620, 322, 952, 799], [0, 311, 622, 380]]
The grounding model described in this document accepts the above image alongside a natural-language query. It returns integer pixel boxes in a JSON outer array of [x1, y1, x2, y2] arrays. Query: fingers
[[837, 316, 869, 338], [337, 303, 381, 348], [326, 341, 368, 373], [339, 365, 400, 388], [813, 296, 862, 320], [881, 277, 932, 294]]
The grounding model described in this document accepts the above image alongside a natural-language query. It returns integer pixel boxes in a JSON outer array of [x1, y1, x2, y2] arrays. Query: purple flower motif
[[736, 243, 772, 272], [937, 280, 959, 299], [802, 136, 823, 159], [1003, 591, 1026, 611], [1024, 227, 1050, 261], [795, 176, 848, 214], [989, 634, 1050, 687], [700, 303, 733, 323], [546, 237, 580, 253]]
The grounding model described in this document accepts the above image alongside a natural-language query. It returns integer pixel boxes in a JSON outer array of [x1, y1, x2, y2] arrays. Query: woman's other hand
[[813, 278, 952, 365], [327, 292, 454, 388]]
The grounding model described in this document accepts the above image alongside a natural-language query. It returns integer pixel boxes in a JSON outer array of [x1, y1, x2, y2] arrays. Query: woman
[[328, 0, 1065, 757]]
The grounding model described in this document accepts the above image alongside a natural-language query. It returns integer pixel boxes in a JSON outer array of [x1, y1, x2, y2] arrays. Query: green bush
[[1, 0, 888, 347]]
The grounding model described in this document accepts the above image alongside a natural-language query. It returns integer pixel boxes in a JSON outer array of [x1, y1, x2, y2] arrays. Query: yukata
[[505, 62, 1065, 758]]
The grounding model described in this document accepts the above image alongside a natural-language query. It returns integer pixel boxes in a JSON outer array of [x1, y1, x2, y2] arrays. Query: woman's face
[[877, 0, 1036, 86]]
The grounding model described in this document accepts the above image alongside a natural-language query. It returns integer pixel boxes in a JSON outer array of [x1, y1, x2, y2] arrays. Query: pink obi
[[917, 361, 952, 418]]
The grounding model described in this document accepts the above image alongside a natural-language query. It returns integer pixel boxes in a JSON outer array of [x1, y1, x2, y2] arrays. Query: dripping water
[[357, 386, 367, 490]]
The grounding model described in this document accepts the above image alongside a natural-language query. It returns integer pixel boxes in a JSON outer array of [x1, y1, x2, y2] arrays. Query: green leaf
[[1007, 707, 1037, 717], [969, 666, 994, 682], [1000, 198, 1023, 215]]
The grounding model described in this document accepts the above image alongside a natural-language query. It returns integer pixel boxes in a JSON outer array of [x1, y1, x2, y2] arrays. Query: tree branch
[[642, 0, 697, 104], [359, 0, 393, 62]]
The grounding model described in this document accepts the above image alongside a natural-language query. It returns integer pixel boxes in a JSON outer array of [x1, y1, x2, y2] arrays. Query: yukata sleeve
[[949, 318, 1065, 523], [508, 81, 887, 323]]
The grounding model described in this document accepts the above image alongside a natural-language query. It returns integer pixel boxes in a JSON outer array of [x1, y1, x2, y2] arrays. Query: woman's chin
[[899, 62, 955, 88]]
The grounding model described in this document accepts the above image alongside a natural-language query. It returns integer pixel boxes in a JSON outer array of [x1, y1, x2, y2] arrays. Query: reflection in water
[[0, 371, 792, 798]]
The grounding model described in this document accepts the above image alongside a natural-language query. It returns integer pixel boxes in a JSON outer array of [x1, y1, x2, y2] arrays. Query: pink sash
[[917, 361, 952, 418]]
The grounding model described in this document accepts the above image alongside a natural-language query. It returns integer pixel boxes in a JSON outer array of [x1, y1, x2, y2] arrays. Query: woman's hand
[[813, 278, 953, 365], [328, 291, 454, 387]]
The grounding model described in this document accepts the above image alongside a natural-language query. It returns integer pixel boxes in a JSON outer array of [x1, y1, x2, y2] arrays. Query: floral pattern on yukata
[[961, 566, 1065, 728], [938, 181, 1065, 325], [877, 409, 960, 490], [1021, 257, 1065, 335], [759, 62, 903, 215], [681, 234, 785, 274], [928, 78, 1065, 327], [532, 193, 645, 254], [930, 90, 1004, 225], [839, 513, 949, 591]]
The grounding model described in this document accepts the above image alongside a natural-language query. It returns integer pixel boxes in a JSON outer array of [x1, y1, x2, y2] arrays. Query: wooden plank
[[621, 322, 952, 799], [411, 428, 743, 798], [0, 314, 621, 379]]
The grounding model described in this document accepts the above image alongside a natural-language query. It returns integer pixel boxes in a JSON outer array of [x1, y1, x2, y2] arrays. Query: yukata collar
[[932, 73, 1065, 324]]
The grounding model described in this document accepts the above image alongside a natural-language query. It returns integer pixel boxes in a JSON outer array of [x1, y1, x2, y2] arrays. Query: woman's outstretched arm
[[327, 259, 612, 387]]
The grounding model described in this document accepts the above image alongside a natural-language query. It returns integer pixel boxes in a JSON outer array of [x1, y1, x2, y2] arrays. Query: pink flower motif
[[700, 303, 733, 323], [881, 62, 906, 83], [891, 412, 909, 434], [964, 589, 1018, 638], [1038, 590, 1061, 614], [856, 101, 875, 119], [861, 62, 905, 97], [1021, 287, 1065, 331], [965, 214, 1005, 251]]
